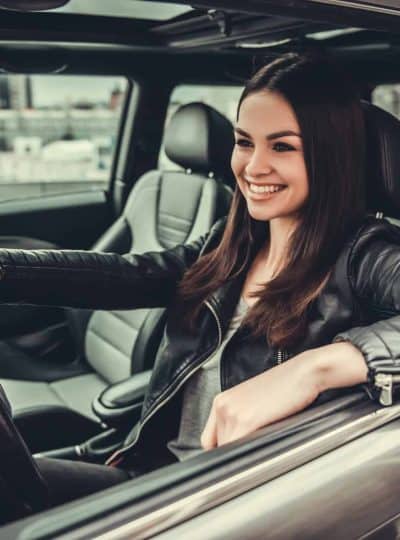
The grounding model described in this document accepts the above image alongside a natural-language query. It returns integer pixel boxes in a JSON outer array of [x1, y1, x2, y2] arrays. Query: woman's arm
[[333, 220, 400, 405], [201, 341, 367, 449], [0, 218, 225, 310], [202, 220, 400, 449]]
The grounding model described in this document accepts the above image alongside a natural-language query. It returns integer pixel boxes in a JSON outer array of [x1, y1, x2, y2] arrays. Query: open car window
[[0, 74, 128, 202]]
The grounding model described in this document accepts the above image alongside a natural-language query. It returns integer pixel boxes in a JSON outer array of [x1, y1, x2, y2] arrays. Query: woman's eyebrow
[[267, 130, 302, 140], [234, 127, 251, 138], [234, 127, 301, 140]]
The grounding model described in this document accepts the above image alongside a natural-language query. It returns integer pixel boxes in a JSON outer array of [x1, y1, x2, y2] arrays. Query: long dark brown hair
[[178, 53, 366, 348]]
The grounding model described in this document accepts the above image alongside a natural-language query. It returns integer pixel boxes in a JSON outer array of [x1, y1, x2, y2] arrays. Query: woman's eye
[[235, 138, 252, 148], [273, 141, 295, 152]]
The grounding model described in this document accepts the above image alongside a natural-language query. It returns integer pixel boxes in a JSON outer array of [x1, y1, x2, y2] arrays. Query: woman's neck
[[262, 217, 297, 273]]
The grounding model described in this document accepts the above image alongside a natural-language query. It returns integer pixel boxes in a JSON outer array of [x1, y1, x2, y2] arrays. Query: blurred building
[[372, 84, 400, 118], [0, 78, 10, 109], [8, 76, 32, 110], [110, 86, 124, 110]]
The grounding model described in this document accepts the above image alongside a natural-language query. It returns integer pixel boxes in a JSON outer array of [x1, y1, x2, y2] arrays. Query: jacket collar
[[208, 245, 256, 336]]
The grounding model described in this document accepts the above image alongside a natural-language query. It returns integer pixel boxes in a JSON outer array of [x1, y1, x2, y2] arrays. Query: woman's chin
[[245, 196, 302, 223], [246, 202, 281, 222]]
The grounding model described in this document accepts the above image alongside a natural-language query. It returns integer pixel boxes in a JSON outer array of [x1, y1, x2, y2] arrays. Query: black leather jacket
[[0, 215, 399, 468]]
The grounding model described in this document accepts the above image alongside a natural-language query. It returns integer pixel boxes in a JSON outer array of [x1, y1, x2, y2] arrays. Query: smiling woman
[[179, 53, 366, 347], [0, 52, 399, 518], [232, 91, 308, 223], [177, 52, 370, 452]]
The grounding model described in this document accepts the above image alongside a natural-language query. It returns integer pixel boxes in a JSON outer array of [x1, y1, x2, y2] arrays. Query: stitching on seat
[[159, 212, 191, 224], [0, 379, 62, 408], [49, 383, 100, 421], [87, 327, 131, 358], [13, 405, 74, 418], [158, 222, 188, 235], [104, 311, 142, 332]]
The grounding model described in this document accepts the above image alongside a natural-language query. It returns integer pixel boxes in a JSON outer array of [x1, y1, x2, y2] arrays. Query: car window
[[0, 74, 128, 202], [158, 84, 242, 170], [372, 84, 400, 118]]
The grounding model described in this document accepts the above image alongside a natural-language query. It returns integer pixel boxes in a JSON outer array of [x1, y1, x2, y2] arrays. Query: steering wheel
[[0, 384, 49, 524]]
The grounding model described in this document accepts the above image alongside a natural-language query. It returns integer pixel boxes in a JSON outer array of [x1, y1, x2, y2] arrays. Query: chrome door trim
[[90, 403, 400, 540], [307, 0, 400, 16]]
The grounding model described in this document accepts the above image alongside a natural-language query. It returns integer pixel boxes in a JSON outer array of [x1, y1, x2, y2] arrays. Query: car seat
[[0, 102, 235, 451]]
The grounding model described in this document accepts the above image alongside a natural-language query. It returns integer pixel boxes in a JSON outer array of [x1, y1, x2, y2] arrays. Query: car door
[[3, 392, 400, 539]]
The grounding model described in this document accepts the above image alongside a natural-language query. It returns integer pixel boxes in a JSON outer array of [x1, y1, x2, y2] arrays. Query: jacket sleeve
[[334, 219, 400, 404], [0, 217, 226, 310]]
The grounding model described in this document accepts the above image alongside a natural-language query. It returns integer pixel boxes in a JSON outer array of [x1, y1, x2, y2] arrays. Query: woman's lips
[[245, 180, 287, 200]]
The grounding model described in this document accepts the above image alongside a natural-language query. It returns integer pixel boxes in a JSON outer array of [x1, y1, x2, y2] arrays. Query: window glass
[[54, 0, 192, 21], [372, 84, 400, 118], [0, 75, 128, 202], [159, 84, 242, 170]]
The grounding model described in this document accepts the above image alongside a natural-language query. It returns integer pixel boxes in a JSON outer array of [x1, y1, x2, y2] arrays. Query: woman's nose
[[244, 149, 273, 179]]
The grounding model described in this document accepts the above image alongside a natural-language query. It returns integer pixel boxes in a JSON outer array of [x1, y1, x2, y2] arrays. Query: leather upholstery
[[0, 102, 234, 450], [92, 370, 152, 428], [164, 102, 235, 187], [363, 101, 400, 215], [86, 169, 232, 383]]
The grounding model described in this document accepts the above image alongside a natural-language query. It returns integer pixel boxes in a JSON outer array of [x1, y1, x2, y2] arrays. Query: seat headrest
[[164, 102, 235, 185], [363, 101, 400, 216]]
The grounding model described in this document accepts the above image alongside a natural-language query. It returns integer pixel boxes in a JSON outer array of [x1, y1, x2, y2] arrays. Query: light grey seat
[[0, 102, 235, 451]]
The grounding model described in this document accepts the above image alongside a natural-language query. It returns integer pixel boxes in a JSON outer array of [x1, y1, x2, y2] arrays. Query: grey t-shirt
[[167, 296, 249, 461]]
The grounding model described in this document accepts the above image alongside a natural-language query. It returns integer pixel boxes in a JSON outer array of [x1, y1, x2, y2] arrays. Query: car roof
[[0, 0, 397, 50]]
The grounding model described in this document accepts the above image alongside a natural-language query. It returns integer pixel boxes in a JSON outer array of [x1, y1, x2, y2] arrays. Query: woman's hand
[[200, 341, 367, 450]]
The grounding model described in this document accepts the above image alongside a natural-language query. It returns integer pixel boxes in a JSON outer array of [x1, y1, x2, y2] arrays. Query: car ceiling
[[0, 0, 399, 85]]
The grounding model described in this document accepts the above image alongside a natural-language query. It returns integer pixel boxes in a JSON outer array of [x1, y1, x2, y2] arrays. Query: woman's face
[[231, 90, 309, 223]]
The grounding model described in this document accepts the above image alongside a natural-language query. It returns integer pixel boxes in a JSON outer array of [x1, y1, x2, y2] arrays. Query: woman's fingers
[[201, 394, 246, 449], [200, 404, 218, 449], [200, 352, 324, 450]]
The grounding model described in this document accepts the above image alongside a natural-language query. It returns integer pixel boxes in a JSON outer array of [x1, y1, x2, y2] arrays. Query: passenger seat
[[0, 102, 235, 451]]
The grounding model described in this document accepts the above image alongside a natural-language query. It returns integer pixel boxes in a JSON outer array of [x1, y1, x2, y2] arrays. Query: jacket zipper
[[204, 299, 223, 346], [374, 373, 400, 406], [106, 299, 223, 466], [276, 349, 288, 365]]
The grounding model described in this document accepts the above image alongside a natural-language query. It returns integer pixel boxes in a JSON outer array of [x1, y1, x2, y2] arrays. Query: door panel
[[0, 190, 111, 249], [0, 191, 113, 379]]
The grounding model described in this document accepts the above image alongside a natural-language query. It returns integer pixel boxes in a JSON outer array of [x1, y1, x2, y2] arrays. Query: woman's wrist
[[300, 342, 368, 394]]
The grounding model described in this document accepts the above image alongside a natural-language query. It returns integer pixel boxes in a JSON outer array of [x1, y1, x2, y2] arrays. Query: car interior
[[0, 100, 235, 454], [1, 0, 400, 536]]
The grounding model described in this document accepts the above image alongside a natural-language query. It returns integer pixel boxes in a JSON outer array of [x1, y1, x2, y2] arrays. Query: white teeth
[[247, 182, 284, 194]]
